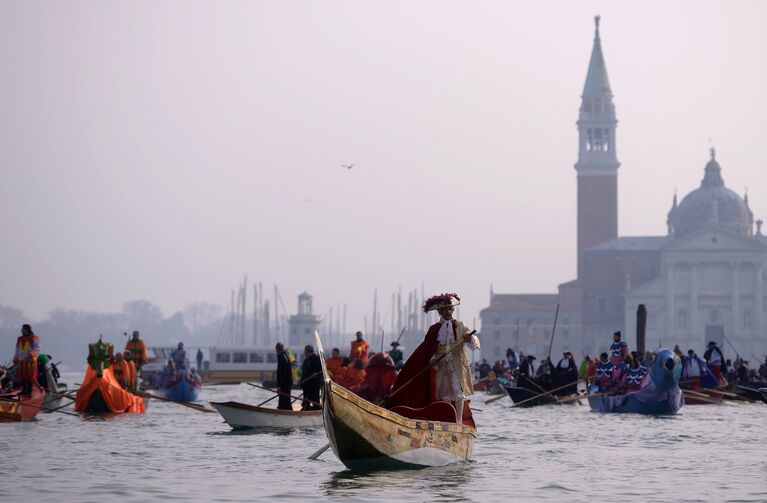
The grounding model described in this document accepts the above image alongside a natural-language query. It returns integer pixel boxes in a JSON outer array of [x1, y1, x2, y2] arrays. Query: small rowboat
[[210, 401, 322, 429], [0, 384, 46, 422], [504, 385, 557, 407], [162, 375, 201, 402], [316, 333, 476, 470]]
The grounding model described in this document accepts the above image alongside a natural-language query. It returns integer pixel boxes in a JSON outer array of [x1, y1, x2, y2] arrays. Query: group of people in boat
[[149, 341, 202, 389]]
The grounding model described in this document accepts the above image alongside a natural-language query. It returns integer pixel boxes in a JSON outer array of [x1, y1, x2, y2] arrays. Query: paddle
[[309, 329, 479, 461], [136, 391, 217, 413], [491, 377, 587, 407], [557, 392, 608, 404], [246, 382, 321, 408]]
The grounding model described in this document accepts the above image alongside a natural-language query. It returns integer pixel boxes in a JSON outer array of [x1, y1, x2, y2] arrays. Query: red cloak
[[386, 321, 475, 427]]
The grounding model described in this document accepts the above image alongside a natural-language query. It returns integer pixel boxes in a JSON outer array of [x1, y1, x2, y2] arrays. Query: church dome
[[667, 149, 754, 237]]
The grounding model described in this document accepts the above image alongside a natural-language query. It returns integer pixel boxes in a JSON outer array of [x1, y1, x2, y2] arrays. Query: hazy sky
[[1, 1, 766, 331]]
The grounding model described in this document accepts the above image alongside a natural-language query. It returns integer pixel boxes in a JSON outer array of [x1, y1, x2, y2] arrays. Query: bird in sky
[[342, 163, 355, 170]]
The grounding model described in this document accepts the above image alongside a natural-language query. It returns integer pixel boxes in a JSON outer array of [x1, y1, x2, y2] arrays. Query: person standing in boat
[[196, 348, 204, 373], [125, 330, 148, 387], [609, 331, 631, 383], [14, 324, 41, 396], [171, 342, 187, 370], [388, 342, 404, 368], [350, 331, 369, 366], [275, 343, 293, 410], [387, 293, 479, 425], [703, 341, 727, 383], [554, 352, 578, 396], [300, 344, 323, 411]]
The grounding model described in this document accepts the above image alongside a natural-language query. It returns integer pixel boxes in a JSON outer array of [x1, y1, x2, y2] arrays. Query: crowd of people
[[474, 331, 767, 398]]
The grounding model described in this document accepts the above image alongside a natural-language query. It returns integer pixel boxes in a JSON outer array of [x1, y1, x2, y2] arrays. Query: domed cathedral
[[480, 17, 767, 362]]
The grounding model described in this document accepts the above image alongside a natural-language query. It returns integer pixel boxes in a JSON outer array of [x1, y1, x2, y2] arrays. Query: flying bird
[[342, 163, 355, 170]]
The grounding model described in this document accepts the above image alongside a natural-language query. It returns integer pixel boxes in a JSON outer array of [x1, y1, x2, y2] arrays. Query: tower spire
[[583, 15, 612, 97]]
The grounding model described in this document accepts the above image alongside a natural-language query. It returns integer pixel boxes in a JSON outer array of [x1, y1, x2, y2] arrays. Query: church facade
[[480, 17, 767, 363]]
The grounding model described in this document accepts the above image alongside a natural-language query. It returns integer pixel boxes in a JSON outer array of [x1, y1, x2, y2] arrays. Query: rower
[[113, 352, 131, 390], [357, 352, 397, 404], [703, 341, 727, 383], [125, 330, 148, 387], [388, 342, 404, 368], [610, 331, 631, 383], [274, 343, 293, 410], [350, 331, 370, 366], [300, 345, 323, 411], [595, 353, 615, 391], [13, 324, 41, 396], [172, 342, 187, 370], [682, 349, 705, 389], [341, 358, 366, 392], [325, 348, 345, 381]]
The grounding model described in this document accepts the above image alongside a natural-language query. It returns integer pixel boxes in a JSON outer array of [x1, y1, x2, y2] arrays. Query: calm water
[[1, 373, 765, 503]]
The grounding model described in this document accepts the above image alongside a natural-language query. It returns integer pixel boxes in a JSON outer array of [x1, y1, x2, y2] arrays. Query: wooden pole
[[636, 304, 647, 355], [545, 304, 561, 364]]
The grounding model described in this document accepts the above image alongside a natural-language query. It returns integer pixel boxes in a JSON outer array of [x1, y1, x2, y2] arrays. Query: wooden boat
[[162, 374, 201, 402], [0, 384, 46, 422], [588, 348, 683, 415], [42, 383, 69, 412], [504, 384, 557, 407], [210, 401, 322, 429], [316, 333, 476, 470]]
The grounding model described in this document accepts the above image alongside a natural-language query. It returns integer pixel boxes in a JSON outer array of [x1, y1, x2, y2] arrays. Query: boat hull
[[162, 377, 201, 402], [323, 380, 476, 470], [210, 401, 322, 429], [504, 385, 557, 407], [0, 385, 46, 422]]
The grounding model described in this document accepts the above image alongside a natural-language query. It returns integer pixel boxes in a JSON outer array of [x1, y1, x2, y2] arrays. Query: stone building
[[480, 17, 767, 363], [288, 292, 321, 347]]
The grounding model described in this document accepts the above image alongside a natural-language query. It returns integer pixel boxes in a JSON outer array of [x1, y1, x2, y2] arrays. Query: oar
[[0, 395, 81, 417], [557, 392, 608, 404], [493, 377, 587, 407], [682, 390, 724, 405], [309, 330, 478, 461], [246, 382, 321, 408], [136, 391, 216, 413]]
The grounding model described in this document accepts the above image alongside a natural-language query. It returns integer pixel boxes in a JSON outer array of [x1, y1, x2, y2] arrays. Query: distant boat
[[161, 372, 201, 402], [210, 401, 322, 429], [587, 348, 683, 415], [504, 384, 557, 407]]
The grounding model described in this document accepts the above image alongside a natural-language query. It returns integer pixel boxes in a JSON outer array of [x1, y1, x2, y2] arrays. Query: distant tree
[[183, 302, 224, 334], [0, 304, 28, 332], [122, 300, 163, 329]]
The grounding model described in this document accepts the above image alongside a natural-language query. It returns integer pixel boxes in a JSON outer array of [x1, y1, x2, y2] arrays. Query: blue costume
[[595, 360, 615, 390]]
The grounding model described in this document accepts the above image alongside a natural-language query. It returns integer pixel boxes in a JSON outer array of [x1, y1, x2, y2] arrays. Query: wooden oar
[[0, 395, 81, 417], [682, 390, 724, 405], [246, 382, 321, 408], [309, 329, 478, 461], [492, 377, 587, 407], [136, 391, 216, 413], [557, 392, 608, 404]]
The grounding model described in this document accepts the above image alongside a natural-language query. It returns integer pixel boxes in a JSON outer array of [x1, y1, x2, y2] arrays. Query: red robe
[[386, 321, 475, 427]]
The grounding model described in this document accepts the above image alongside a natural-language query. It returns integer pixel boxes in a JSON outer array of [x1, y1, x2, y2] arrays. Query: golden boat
[[316, 333, 476, 470]]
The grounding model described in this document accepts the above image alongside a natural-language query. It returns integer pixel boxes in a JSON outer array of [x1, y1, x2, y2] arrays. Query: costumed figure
[[357, 352, 397, 404], [517, 355, 537, 391], [609, 331, 631, 383], [703, 341, 727, 383], [387, 293, 480, 425], [325, 348, 345, 381], [554, 351, 578, 396], [350, 331, 370, 366], [112, 352, 132, 391], [388, 342, 404, 369], [595, 353, 615, 391], [124, 330, 148, 387], [14, 324, 41, 396], [75, 336, 144, 413], [620, 358, 647, 392], [340, 358, 366, 392]]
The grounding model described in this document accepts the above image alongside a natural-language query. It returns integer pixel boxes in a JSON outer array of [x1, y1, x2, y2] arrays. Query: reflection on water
[[324, 463, 473, 502]]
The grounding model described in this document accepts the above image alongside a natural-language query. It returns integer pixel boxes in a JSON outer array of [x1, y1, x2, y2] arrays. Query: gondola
[[316, 333, 476, 470], [210, 401, 322, 429], [503, 384, 557, 407]]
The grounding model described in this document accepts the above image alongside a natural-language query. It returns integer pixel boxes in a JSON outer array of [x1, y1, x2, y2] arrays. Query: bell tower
[[575, 15, 620, 279]]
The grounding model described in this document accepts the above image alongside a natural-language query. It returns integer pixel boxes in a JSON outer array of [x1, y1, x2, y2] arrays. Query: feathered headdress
[[422, 293, 461, 313]]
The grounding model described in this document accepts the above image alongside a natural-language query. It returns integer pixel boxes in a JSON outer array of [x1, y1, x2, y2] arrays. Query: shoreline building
[[481, 17, 766, 362]]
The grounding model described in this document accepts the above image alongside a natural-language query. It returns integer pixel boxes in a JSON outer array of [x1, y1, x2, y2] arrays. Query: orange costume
[[112, 360, 131, 390], [75, 366, 145, 414], [125, 339, 148, 368], [340, 367, 366, 392], [357, 352, 397, 404], [325, 356, 345, 380], [14, 334, 41, 381], [350, 340, 369, 365]]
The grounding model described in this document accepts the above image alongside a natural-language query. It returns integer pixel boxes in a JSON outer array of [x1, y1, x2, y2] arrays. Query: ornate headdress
[[422, 293, 461, 313]]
